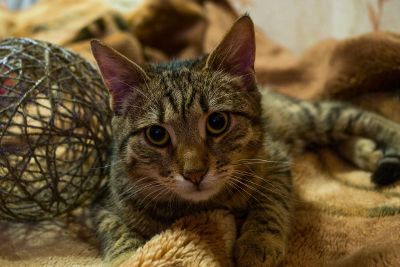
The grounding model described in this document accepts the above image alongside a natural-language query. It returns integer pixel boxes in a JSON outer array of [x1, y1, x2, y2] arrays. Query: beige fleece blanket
[[1, 150, 399, 266], [1, 0, 399, 266]]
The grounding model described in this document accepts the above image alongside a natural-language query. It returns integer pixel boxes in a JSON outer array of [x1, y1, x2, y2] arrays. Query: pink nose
[[183, 169, 207, 185]]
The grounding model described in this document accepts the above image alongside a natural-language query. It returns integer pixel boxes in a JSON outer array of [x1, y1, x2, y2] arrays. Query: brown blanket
[[1, 0, 399, 266]]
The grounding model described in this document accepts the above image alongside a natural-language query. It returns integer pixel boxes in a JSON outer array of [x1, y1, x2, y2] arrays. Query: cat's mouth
[[173, 174, 224, 202]]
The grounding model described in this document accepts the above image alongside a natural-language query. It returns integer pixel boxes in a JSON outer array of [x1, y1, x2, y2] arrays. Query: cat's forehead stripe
[[164, 90, 179, 113], [186, 88, 197, 110], [157, 99, 165, 124], [199, 92, 209, 112], [159, 70, 203, 121]]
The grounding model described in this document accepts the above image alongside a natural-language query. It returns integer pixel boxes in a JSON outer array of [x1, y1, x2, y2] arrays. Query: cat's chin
[[172, 175, 223, 202], [177, 188, 219, 202]]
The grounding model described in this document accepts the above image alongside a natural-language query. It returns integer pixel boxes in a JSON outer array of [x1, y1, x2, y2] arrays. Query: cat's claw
[[372, 156, 400, 186]]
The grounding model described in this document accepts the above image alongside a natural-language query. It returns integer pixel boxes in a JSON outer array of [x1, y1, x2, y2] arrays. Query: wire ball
[[0, 38, 112, 221]]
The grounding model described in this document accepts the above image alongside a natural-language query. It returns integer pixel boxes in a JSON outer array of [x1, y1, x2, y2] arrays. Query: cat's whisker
[[139, 180, 177, 206], [229, 175, 264, 198], [229, 173, 287, 203], [227, 176, 262, 203], [235, 158, 290, 164], [141, 186, 169, 211], [230, 178, 276, 204], [233, 161, 291, 175], [121, 179, 160, 202], [225, 178, 251, 201], [233, 170, 291, 198], [131, 181, 161, 196], [141, 189, 162, 208], [135, 185, 163, 208], [223, 180, 235, 196], [124, 184, 154, 199], [234, 169, 281, 186]]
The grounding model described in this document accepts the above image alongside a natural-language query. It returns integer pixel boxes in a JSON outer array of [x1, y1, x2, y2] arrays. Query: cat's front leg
[[93, 206, 146, 266], [234, 177, 291, 267]]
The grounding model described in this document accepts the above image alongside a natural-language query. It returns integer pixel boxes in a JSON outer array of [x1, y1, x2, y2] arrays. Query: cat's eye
[[145, 125, 170, 147], [206, 112, 229, 136]]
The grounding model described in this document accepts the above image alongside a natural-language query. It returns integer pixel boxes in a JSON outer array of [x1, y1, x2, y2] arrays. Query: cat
[[90, 15, 400, 267]]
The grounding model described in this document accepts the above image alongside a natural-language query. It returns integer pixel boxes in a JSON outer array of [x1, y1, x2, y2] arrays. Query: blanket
[[1, 0, 399, 266]]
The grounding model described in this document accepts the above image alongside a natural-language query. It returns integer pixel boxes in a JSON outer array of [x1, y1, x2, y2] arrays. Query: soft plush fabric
[[1, 0, 399, 266], [1, 150, 399, 266]]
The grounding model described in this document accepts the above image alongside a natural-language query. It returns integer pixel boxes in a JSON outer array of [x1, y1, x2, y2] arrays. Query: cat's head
[[92, 16, 264, 203]]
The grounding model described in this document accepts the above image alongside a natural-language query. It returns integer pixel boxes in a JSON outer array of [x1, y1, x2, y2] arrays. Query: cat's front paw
[[234, 233, 285, 267]]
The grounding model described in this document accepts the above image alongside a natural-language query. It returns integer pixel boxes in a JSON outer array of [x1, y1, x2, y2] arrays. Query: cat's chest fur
[[130, 183, 253, 221]]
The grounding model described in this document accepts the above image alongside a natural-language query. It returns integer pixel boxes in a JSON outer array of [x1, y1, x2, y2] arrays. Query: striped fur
[[91, 16, 400, 267]]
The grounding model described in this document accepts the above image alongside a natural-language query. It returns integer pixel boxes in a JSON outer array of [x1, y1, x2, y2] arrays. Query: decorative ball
[[0, 38, 112, 221]]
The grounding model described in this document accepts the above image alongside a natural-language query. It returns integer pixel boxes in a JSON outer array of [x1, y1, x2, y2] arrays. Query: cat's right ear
[[91, 40, 148, 114]]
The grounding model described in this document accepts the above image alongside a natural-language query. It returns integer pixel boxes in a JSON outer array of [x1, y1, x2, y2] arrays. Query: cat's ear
[[206, 15, 256, 89], [91, 40, 148, 114]]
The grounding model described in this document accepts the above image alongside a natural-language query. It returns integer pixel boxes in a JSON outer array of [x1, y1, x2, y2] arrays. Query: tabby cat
[[91, 16, 400, 266]]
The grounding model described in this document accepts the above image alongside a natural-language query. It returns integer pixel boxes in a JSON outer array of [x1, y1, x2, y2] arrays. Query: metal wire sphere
[[0, 38, 112, 221]]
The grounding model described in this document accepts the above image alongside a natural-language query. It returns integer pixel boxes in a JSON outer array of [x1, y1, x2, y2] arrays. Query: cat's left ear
[[206, 15, 256, 89]]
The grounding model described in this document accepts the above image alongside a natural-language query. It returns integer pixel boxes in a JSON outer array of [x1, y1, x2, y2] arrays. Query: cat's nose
[[183, 169, 208, 186]]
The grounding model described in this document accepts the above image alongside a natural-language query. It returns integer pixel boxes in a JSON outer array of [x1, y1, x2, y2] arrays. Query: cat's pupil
[[209, 113, 225, 129], [207, 112, 228, 135], [149, 126, 166, 141], [146, 125, 170, 147]]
